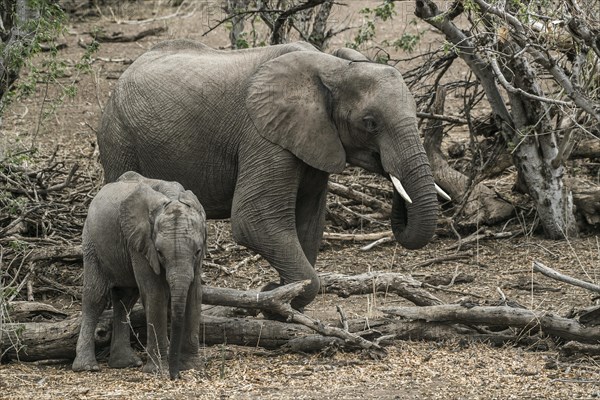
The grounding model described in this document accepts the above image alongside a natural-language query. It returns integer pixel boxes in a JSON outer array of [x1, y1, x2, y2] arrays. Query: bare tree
[[215, 0, 337, 49], [0, 0, 64, 118], [413, 0, 599, 238]]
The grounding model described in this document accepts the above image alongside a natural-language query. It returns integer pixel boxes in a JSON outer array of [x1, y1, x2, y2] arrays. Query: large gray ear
[[119, 183, 168, 275], [179, 190, 206, 218], [246, 52, 348, 174], [332, 48, 370, 62]]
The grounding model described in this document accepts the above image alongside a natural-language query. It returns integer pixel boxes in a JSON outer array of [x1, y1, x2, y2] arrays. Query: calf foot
[[142, 359, 168, 376], [179, 354, 204, 371], [108, 349, 142, 369], [72, 356, 100, 372]]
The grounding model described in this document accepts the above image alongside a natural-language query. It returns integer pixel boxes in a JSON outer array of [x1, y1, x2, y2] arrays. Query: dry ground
[[1, 1, 599, 399]]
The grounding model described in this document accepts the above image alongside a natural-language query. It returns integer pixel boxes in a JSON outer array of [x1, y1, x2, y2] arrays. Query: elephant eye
[[195, 249, 202, 257], [156, 248, 164, 258], [363, 116, 378, 132]]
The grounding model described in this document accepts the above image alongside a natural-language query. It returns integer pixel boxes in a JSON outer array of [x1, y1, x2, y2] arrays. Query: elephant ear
[[179, 190, 206, 218], [246, 52, 348, 174], [120, 183, 168, 275], [332, 48, 371, 62]]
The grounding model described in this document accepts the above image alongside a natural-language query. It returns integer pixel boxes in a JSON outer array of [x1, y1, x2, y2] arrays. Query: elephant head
[[246, 50, 441, 249], [120, 184, 206, 379]]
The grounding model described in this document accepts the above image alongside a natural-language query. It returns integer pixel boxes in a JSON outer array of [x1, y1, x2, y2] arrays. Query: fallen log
[[383, 304, 600, 344], [1, 282, 383, 361], [0, 304, 459, 362]]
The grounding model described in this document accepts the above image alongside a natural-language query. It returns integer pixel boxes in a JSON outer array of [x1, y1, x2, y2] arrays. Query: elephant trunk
[[382, 126, 438, 249], [168, 275, 192, 380]]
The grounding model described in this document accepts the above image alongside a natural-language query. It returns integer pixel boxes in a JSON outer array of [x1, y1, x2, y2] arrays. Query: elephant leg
[[133, 255, 169, 375], [179, 273, 202, 371], [231, 152, 320, 310], [296, 168, 329, 266], [108, 287, 142, 369], [73, 246, 109, 372]]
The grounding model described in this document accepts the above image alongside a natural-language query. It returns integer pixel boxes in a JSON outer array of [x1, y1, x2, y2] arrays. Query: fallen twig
[[323, 231, 392, 242]]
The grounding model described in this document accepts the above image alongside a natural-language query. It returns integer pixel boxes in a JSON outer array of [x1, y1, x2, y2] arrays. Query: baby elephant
[[73, 171, 206, 379]]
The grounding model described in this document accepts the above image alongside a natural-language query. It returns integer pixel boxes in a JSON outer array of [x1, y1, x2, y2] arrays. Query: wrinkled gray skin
[[72, 171, 207, 379], [98, 40, 438, 310]]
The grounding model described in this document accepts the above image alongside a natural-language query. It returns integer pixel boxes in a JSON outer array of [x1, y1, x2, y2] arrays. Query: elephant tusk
[[390, 175, 413, 204], [435, 183, 452, 201]]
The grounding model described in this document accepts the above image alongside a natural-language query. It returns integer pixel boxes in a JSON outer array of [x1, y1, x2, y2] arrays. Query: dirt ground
[[1, 1, 599, 399]]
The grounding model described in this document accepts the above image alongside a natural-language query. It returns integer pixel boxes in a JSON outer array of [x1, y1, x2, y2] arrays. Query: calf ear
[[119, 184, 167, 275], [246, 51, 348, 174]]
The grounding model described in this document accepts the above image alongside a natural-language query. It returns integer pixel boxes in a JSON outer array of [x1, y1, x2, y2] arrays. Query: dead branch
[[383, 304, 600, 344], [322, 231, 392, 242], [443, 230, 520, 251], [5, 301, 67, 321], [570, 139, 600, 159], [271, 0, 328, 44], [328, 182, 392, 215], [319, 272, 444, 306], [417, 111, 468, 125], [532, 261, 600, 294], [202, 281, 309, 313], [91, 26, 167, 42]]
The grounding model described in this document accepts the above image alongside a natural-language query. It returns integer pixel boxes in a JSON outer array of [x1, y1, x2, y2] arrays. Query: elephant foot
[[108, 349, 142, 369], [179, 354, 204, 372], [72, 356, 100, 372]]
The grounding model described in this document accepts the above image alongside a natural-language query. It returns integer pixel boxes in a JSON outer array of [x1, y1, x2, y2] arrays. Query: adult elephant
[[98, 39, 445, 310]]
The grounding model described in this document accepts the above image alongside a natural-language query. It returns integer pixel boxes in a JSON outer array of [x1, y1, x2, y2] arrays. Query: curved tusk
[[390, 175, 413, 204], [435, 183, 452, 201]]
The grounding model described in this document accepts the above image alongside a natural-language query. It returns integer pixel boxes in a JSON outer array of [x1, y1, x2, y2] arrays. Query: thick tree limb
[[319, 272, 444, 306], [383, 304, 600, 344]]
